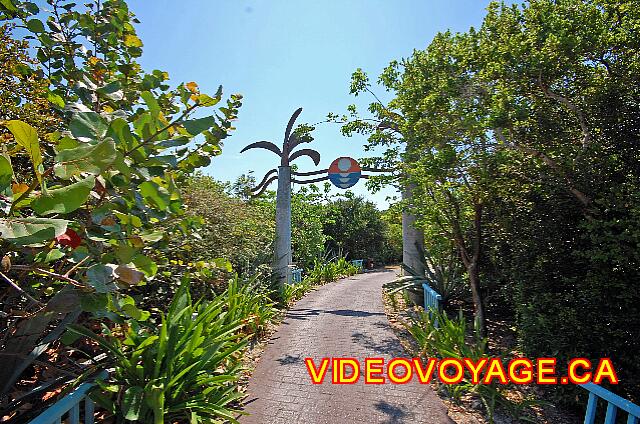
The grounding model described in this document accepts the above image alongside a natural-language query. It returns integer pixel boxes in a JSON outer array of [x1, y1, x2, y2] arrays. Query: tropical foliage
[[0, 0, 245, 418], [344, 0, 640, 407]]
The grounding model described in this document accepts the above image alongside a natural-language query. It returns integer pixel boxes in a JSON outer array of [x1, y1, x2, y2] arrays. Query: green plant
[[0, 0, 242, 402], [223, 275, 278, 338], [303, 256, 359, 286], [281, 279, 313, 306], [68, 280, 248, 423], [403, 307, 542, 423]]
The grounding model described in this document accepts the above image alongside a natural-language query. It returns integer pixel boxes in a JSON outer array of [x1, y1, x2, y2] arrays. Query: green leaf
[[132, 254, 157, 277], [141, 91, 160, 117], [0, 0, 17, 11], [23, 2, 39, 14], [124, 34, 143, 48], [139, 181, 169, 210], [121, 302, 150, 321], [96, 82, 123, 101], [31, 177, 94, 215], [26, 19, 45, 33], [54, 139, 117, 179], [0, 156, 13, 194], [0, 217, 67, 246], [113, 211, 142, 228], [182, 116, 216, 136], [140, 231, 163, 243], [122, 386, 144, 420], [69, 112, 108, 139], [194, 94, 220, 107], [80, 293, 108, 313], [45, 248, 65, 263], [60, 329, 81, 345], [46, 91, 65, 108], [56, 136, 79, 151], [3, 120, 42, 181], [85, 264, 116, 293]]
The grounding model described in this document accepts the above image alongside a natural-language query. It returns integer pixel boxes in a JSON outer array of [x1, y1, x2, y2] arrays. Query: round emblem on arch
[[328, 157, 361, 189]]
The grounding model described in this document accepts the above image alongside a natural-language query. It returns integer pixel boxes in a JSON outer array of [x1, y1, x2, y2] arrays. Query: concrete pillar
[[275, 166, 292, 287], [402, 185, 426, 277]]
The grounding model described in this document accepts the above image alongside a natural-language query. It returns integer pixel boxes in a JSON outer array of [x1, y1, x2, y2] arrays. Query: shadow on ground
[[351, 331, 405, 356], [374, 400, 412, 424], [286, 308, 386, 320]]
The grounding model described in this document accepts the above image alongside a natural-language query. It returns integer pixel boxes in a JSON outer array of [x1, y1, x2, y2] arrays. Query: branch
[[124, 103, 199, 156], [0, 271, 43, 306], [8, 166, 55, 216], [443, 188, 471, 267], [538, 77, 591, 148], [11, 265, 86, 288], [494, 128, 591, 207]]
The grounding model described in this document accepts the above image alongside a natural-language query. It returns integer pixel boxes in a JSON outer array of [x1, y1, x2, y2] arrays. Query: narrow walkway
[[240, 269, 453, 424]]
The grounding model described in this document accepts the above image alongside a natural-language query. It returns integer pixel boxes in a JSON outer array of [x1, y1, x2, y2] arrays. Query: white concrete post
[[402, 185, 426, 277], [275, 166, 292, 287]]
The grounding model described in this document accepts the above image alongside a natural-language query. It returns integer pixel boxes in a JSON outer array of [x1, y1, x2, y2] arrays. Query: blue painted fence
[[422, 282, 442, 328], [28, 372, 107, 424], [288, 267, 303, 284], [581, 382, 640, 424], [351, 259, 364, 272]]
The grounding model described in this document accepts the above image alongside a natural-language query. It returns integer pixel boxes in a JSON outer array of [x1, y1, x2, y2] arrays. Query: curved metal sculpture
[[241, 108, 392, 287], [240, 108, 322, 288], [241, 108, 321, 197]]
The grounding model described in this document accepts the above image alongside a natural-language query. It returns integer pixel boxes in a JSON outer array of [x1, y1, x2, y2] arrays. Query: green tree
[[291, 185, 327, 268], [345, 0, 640, 403], [323, 192, 388, 263], [179, 174, 275, 279], [0, 0, 242, 406]]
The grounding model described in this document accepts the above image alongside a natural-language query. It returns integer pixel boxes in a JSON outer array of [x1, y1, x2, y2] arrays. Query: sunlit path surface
[[239, 270, 453, 424]]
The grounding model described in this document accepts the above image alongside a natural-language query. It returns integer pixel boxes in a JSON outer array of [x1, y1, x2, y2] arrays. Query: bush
[[402, 307, 536, 423], [180, 174, 275, 278], [303, 257, 359, 286], [69, 279, 257, 423]]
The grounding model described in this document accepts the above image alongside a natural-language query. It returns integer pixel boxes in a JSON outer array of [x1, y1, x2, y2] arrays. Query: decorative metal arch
[[241, 108, 391, 195]]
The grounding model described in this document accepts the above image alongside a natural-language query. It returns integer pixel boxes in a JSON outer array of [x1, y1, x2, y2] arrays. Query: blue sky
[[128, 0, 498, 208]]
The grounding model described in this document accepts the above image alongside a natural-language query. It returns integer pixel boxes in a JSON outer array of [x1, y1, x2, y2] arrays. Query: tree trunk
[[448, 194, 487, 338], [467, 261, 486, 338]]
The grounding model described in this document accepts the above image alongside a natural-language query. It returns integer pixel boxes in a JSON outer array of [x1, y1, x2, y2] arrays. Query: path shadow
[[285, 308, 385, 321], [275, 354, 302, 365], [351, 331, 405, 356], [374, 400, 411, 424]]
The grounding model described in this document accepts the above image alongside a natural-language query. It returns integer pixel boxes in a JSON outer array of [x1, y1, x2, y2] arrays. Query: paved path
[[239, 269, 453, 424]]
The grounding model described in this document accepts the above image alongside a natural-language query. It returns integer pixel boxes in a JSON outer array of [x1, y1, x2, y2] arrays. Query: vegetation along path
[[240, 269, 453, 424]]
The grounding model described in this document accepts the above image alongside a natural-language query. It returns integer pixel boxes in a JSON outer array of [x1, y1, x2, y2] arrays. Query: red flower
[[56, 228, 82, 249]]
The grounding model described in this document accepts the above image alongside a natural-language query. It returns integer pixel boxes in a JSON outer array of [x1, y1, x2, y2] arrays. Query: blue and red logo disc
[[328, 157, 361, 189]]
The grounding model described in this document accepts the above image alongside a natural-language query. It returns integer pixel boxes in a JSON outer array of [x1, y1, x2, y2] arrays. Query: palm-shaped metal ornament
[[240, 108, 321, 287], [241, 107, 321, 197]]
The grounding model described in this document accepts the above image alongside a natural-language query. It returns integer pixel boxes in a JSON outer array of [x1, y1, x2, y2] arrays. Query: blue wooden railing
[[29, 372, 106, 424], [351, 259, 364, 272], [422, 282, 442, 327], [581, 382, 640, 424], [289, 267, 303, 284]]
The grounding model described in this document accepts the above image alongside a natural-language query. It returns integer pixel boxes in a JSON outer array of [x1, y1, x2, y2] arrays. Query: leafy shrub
[[68, 280, 259, 423], [279, 257, 358, 305], [179, 174, 275, 278], [281, 278, 314, 306], [403, 307, 539, 423], [223, 276, 278, 338], [0, 1, 242, 403], [303, 257, 359, 285]]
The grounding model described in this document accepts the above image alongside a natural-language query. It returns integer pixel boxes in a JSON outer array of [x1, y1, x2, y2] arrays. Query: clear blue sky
[[128, 0, 497, 208]]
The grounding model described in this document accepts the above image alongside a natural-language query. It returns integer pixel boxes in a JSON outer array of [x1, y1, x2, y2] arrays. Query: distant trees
[[324, 193, 395, 263]]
